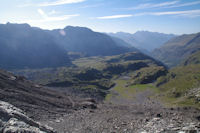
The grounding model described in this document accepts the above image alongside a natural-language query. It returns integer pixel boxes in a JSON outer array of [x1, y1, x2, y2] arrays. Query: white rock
[[0, 100, 55, 133]]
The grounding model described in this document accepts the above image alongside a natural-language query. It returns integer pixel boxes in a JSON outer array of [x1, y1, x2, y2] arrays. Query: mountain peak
[[5, 22, 31, 28], [64, 26, 93, 32]]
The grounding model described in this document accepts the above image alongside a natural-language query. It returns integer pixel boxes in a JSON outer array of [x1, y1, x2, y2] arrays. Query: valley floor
[[41, 81, 200, 133]]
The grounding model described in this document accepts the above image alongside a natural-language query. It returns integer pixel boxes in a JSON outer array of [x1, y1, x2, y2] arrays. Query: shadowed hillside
[[0, 69, 99, 121], [51, 26, 135, 56], [0, 23, 71, 69], [152, 32, 200, 67]]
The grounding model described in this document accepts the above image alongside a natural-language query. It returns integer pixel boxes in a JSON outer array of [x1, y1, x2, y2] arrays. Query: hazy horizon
[[1, 0, 200, 35], [2, 22, 200, 35]]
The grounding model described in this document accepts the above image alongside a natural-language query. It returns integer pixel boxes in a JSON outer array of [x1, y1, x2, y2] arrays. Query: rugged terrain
[[0, 23, 137, 70], [1, 55, 200, 132], [0, 101, 55, 133], [44, 82, 200, 133], [0, 23, 200, 132], [0, 69, 98, 121], [14, 52, 167, 99], [2, 68, 199, 133], [9, 49, 200, 132]]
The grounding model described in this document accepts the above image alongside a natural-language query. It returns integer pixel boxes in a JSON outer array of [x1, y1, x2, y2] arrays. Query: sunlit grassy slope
[[105, 79, 159, 102], [156, 64, 200, 108]]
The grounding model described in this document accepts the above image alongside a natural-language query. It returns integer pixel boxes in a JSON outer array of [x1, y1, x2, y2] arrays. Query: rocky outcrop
[[79, 98, 97, 109], [187, 88, 200, 102], [0, 101, 55, 133]]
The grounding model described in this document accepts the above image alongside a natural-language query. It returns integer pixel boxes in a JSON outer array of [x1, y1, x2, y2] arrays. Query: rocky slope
[[0, 63, 199, 132], [152, 32, 200, 67], [0, 69, 72, 120], [45, 93, 200, 133], [0, 69, 98, 121]]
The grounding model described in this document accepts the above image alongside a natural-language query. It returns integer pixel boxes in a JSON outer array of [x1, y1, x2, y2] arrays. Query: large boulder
[[0, 101, 55, 133]]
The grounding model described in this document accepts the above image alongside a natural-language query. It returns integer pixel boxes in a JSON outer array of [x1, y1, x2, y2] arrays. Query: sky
[[0, 0, 200, 34]]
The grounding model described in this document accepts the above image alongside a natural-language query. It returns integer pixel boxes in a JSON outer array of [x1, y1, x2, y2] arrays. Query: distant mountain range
[[0, 23, 137, 69], [152, 32, 200, 67], [0, 23, 71, 69], [51, 26, 136, 56], [108, 31, 176, 52], [2, 23, 198, 70]]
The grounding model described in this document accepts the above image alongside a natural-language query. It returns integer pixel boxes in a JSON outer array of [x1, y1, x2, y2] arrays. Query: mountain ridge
[[152, 32, 200, 67], [0, 23, 71, 69], [108, 31, 176, 52], [0, 23, 138, 70], [51, 26, 134, 56]]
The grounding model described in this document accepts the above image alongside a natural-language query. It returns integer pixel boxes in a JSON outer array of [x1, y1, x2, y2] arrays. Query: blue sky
[[0, 0, 200, 34]]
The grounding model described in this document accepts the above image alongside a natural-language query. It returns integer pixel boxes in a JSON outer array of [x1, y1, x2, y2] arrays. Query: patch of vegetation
[[68, 52, 87, 60], [72, 56, 109, 70], [182, 51, 200, 66], [103, 61, 149, 75], [130, 66, 167, 85], [156, 64, 200, 108], [105, 78, 159, 101], [75, 68, 104, 81]]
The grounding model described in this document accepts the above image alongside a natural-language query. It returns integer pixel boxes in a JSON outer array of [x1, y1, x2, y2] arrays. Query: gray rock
[[2, 118, 43, 133], [80, 101, 97, 109], [0, 101, 55, 133]]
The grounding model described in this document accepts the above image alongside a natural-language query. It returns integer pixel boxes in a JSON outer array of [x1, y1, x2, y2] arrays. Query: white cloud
[[49, 10, 59, 15], [17, 3, 34, 7], [39, 0, 86, 7], [134, 9, 200, 18], [97, 14, 133, 19], [79, 3, 104, 9], [126, 0, 179, 10], [96, 9, 200, 20], [24, 9, 79, 23], [167, 1, 200, 8], [123, 0, 200, 10], [18, 0, 86, 7]]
